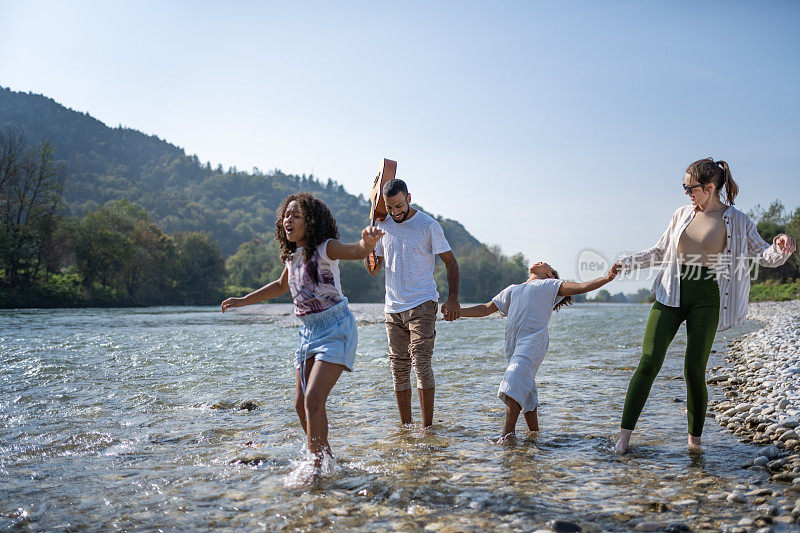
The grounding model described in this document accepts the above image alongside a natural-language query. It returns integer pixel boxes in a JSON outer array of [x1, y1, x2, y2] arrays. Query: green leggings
[[621, 266, 720, 437]]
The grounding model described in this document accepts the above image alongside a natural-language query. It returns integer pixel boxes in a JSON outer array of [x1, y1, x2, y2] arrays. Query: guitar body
[[368, 158, 397, 270]]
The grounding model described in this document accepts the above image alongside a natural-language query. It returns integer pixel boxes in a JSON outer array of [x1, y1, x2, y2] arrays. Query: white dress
[[492, 278, 563, 413]]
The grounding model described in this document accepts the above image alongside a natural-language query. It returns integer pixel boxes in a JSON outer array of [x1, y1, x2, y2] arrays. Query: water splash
[[283, 445, 339, 487]]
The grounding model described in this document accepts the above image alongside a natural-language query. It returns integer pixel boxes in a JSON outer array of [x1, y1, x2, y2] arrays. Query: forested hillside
[[0, 87, 528, 306]]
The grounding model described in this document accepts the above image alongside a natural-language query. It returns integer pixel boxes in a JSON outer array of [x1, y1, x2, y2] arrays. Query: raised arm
[[328, 226, 384, 261], [745, 218, 796, 268], [221, 266, 290, 312], [558, 263, 619, 296], [439, 250, 461, 321], [459, 301, 499, 318]]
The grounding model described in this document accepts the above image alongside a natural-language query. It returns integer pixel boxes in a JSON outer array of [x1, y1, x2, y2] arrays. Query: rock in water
[[633, 522, 665, 532], [547, 519, 581, 532], [238, 400, 258, 411]]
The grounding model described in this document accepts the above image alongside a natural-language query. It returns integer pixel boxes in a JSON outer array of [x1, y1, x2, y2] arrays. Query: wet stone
[[754, 517, 772, 527], [663, 524, 691, 533], [757, 504, 778, 516], [238, 400, 258, 411], [761, 446, 782, 459], [547, 519, 582, 532], [633, 522, 665, 532]]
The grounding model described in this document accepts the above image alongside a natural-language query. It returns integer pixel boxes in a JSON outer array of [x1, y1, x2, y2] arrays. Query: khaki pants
[[385, 300, 437, 391]]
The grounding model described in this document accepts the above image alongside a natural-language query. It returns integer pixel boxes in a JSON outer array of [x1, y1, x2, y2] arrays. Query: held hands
[[441, 297, 461, 321], [606, 261, 621, 282], [361, 226, 384, 248], [775, 234, 797, 255]]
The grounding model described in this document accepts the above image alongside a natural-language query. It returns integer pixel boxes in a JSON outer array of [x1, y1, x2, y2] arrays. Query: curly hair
[[275, 193, 340, 267]]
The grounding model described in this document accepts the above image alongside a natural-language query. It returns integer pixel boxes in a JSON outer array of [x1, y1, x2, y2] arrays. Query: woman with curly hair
[[221, 192, 383, 471]]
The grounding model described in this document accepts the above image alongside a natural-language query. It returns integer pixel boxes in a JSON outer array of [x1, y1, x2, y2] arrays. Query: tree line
[[2, 116, 797, 308], [0, 129, 225, 307], [0, 87, 486, 258], [0, 129, 531, 307]]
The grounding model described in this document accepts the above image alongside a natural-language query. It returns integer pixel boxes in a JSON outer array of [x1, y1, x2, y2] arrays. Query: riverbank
[[707, 300, 800, 530], [749, 282, 800, 303]]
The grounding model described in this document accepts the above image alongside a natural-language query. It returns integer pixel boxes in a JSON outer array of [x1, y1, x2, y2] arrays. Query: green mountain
[[0, 86, 480, 256], [1, 86, 527, 305]]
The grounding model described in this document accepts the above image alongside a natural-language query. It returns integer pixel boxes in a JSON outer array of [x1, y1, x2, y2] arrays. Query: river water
[[0, 303, 786, 531]]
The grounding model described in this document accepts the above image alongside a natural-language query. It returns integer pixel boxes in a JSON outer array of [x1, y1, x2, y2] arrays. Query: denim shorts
[[295, 299, 357, 372]]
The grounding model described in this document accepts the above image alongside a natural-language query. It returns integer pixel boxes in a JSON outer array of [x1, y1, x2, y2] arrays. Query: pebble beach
[[707, 300, 800, 532]]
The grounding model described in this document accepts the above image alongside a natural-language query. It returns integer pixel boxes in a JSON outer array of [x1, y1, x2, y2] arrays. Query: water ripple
[[0, 304, 778, 531]]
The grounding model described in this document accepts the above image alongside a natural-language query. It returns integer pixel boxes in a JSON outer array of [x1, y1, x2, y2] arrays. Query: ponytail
[[715, 160, 739, 205], [686, 157, 739, 205]]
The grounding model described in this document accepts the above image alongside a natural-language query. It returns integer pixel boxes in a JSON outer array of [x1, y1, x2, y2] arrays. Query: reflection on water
[[0, 303, 781, 531]]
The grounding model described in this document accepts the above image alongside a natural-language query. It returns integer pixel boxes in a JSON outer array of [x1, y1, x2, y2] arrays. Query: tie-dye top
[[286, 239, 344, 316]]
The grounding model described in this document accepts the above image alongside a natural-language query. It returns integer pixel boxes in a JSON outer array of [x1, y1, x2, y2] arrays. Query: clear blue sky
[[1, 1, 798, 290]]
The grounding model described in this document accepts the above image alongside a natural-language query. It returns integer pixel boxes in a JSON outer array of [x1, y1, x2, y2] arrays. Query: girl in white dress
[[459, 261, 618, 442]]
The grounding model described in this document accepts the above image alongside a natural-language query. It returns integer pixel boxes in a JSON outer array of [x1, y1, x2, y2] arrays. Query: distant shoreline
[[3, 296, 797, 311]]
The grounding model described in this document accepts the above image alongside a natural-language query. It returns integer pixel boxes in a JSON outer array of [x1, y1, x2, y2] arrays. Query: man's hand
[[441, 297, 461, 321]]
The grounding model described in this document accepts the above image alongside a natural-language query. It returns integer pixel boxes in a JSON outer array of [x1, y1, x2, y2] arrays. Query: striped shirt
[[620, 204, 791, 331]]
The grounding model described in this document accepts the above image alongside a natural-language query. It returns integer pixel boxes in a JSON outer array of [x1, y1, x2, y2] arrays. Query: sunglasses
[[682, 183, 704, 194]]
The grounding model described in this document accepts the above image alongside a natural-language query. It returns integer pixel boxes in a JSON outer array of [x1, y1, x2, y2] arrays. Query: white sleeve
[[550, 279, 565, 306], [492, 285, 514, 317], [319, 239, 333, 261], [374, 235, 384, 258], [429, 220, 451, 255]]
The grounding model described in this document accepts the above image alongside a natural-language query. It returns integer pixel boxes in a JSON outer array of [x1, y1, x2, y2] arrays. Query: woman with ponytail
[[614, 158, 796, 454]]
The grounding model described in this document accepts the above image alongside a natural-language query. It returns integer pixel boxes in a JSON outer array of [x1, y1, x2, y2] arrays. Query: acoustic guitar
[[367, 158, 397, 270]]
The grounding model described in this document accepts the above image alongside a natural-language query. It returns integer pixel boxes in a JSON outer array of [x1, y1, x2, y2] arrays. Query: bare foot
[[615, 429, 632, 454], [308, 465, 323, 485], [688, 435, 702, 450], [496, 432, 515, 445]]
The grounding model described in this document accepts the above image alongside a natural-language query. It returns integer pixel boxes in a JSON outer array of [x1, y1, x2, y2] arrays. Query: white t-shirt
[[286, 239, 344, 317], [374, 211, 451, 313], [492, 278, 564, 359]]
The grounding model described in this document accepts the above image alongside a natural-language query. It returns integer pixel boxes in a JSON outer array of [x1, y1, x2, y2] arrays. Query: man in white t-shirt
[[365, 178, 460, 427]]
